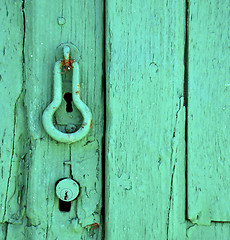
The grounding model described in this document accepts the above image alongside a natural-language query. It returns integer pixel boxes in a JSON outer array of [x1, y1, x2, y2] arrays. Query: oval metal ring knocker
[[42, 46, 92, 144]]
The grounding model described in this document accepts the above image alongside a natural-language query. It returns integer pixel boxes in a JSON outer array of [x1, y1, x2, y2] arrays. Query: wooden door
[[0, 1, 229, 240]]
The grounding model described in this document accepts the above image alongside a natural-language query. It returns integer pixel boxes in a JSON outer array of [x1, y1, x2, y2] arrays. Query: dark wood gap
[[184, 0, 189, 221], [211, 221, 230, 224], [101, 0, 106, 239], [22, 0, 26, 64]]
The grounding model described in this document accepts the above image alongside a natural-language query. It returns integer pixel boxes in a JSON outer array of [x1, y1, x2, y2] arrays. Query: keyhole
[[64, 191, 68, 200], [63, 92, 73, 112]]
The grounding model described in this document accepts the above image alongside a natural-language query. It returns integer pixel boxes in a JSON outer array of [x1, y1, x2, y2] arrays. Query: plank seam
[[102, 0, 106, 239], [22, 0, 25, 64], [184, 0, 189, 222]]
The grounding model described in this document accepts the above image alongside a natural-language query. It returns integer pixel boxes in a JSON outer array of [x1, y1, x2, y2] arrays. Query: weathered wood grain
[[0, 0, 104, 239], [24, 1, 104, 239], [0, 223, 7, 239], [0, 0, 28, 225], [187, 0, 230, 225], [105, 1, 187, 239]]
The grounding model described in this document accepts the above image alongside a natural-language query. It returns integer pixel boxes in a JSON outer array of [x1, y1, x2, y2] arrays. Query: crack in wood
[[3, 89, 23, 222], [166, 164, 176, 240], [166, 97, 183, 239], [4, 222, 8, 240]]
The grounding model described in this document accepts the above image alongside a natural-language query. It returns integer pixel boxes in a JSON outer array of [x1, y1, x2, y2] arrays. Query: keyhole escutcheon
[[42, 54, 92, 144]]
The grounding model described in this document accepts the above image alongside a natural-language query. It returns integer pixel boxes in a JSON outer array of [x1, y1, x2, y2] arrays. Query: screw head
[[56, 178, 79, 202], [57, 17, 66, 25]]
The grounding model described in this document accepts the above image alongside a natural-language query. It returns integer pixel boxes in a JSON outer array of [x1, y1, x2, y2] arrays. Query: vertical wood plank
[[24, 1, 104, 239], [187, 0, 230, 225], [0, 0, 28, 224], [105, 1, 187, 239], [1, 1, 104, 239]]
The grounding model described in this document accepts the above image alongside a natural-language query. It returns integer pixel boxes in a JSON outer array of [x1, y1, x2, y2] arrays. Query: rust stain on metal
[[60, 59, 75, 74], [84, 223, 99, 237], [90, 223, 99, 228]]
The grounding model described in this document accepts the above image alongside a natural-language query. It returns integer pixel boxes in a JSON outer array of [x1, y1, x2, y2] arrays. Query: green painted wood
[[187, 222, 230, 240], [1, 1, 230, 239], [187, 0, 230, 225], [0, 223, 7, 239], [105, 1, 187, 239], [0, 0, 27, 224], [0, 1, 104, 239]]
